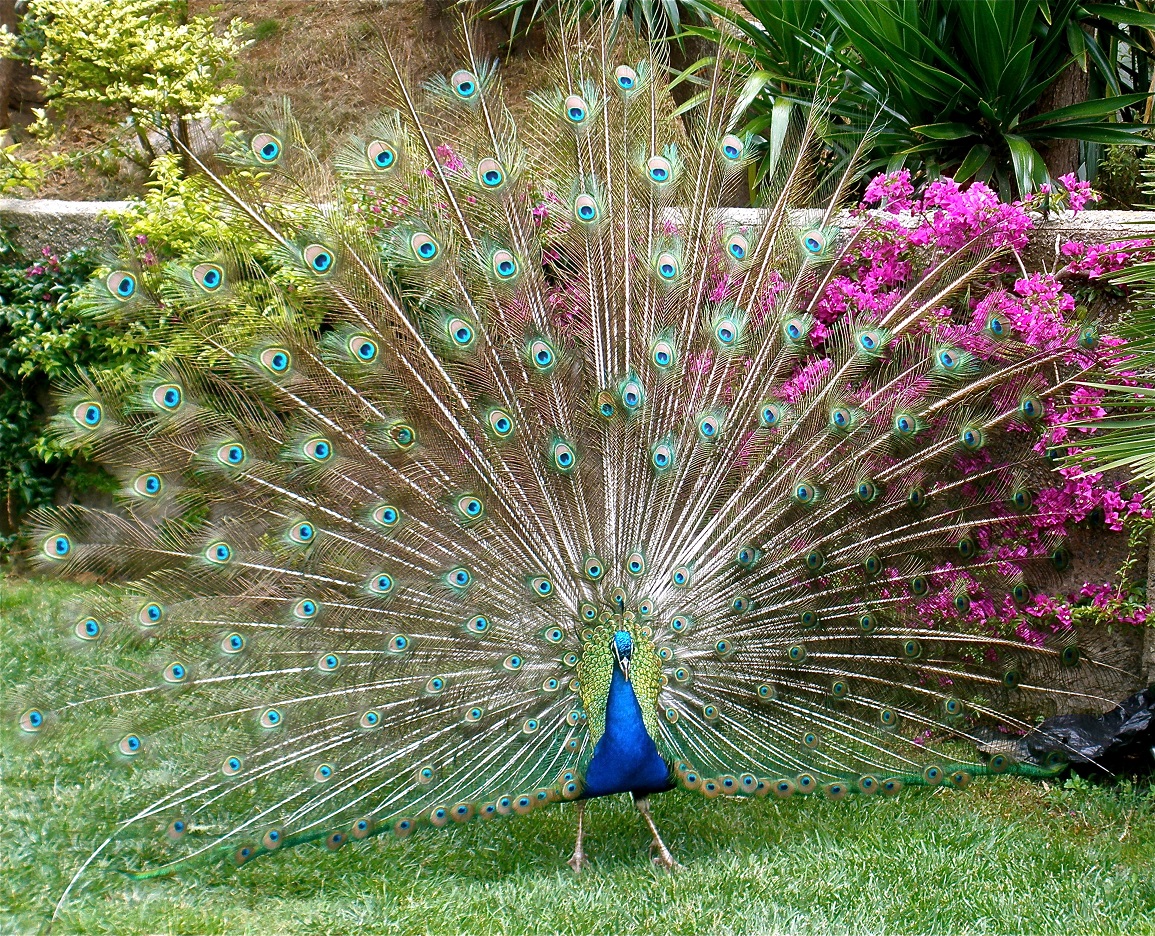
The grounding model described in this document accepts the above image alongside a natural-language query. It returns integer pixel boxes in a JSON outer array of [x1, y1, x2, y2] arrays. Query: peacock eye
[[651, 442, 674, 472], [720, 134, 744, 160], [410, 232, 440, 262], [217, 442, 246, 466], [367, 140, 397, 170], [447, 317, 475, 347], [205, 541, 232, 564], [349, 335, 378, 362], [451, 69, 478, 99], [551, 440, 575, 471], [725, 233, 748, 261], [530, 576, 554, 597], [626, 550, 646, 576], [698, 414, 721, 440], [529, 338, 556, 372], [800, 228, 827, 255], [647, 155, 672, 185], [621, 379, 644, 410], [193, 263, 224, 291], [655, 252, 678, 281], [652, 339, 675, 369], [72, 401, 103, 428], [491, 250, 518, 281], [152, 384, 183, 411], [456, 495, 485, 521], [760, 403, 781, 427], [43, 534, 70, 560], [303, 437, 333, 462], [106, 270, 136, 300], [250, 132, 281, 163], [139, 602, 164, 626], [1020, 396, 1044, 420], [76, 616, 102, 641], [986, 314, 1008, 337], [574, 193, 599, 223], [221, 632, 245, 654], [488, 409, 513, 438], [163, 661, 189, 683], [447, 567, 472, 589], [477, 157, 505, 189], [288, 521, 316, 544], [293, 598, 319, 619], [583, 556, 604, 580], [672, 565, 691, 587], [715, 317, 739, 346], [563, 94, 587, 123], [303, 244, 334, 274], [614, 65, 637, 90], [259, 347, 291, 374]]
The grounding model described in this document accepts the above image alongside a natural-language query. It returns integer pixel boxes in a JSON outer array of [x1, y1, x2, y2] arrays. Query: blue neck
[[582, 667, 672, 799]]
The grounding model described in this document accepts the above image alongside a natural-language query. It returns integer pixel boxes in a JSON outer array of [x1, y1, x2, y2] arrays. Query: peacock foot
[[648, 840, 682, 872], [567, 849, 589, 874]]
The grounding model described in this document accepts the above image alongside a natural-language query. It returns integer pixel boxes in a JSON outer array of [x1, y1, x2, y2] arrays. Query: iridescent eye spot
[[574, 194, 598, 222], [698, 415, 720, 440], [615, 65, 637, 90], [656, 252, 677, 280], [543, 676, 560, 691], [647, 156, 672, 184], [864, 555, 882, 576], [342, 334, 378, 363], [367, 140, 396, 170], [652, 340, 674, 369], [152, 384, 182, 411], [318, 653, 339, 672], [251, 132, 281, 163], [390, 634, 410, 652], [760, 403, 781, 427], [987, 314, 1008, 337], [622, 380, 643, 409], [106, 270, 136, 300], [1020, 396, 1043, 420], [206, 541, 232, 564], [44, 534, 71, 559], [938, 348, 958, 369], [639, 599, 654, 616], [19, 708, 44, 732], [410, 233, 439, 261], [787, 644, 807, 663], [139, 603, 163, 626], [466, 614, 489, 634], [894, 413, 916, 435], [1011, 489, 1033, 511], [465, 706, 485, 722], [457, 496, 484, 520], [163, 661, 188, 683], [830, 407, 852, 429], [954, 594, 971, 614], [222, 632, 245, 654], [801, 229, 826, 254], [670, 615, 689, 633], [720, 134, 743, 160], [503, 654, 524, 671], [304, 437, 332, 462], [169, 819, 188, 840], [193, 263, 223, 291], [581, 604, 597, 621], [859, 612, 878, 632], [451, 69, 478, 98], [726, 234, 748, 260], [294, 598, 318, 619], [72, 401, 103, 428], [488, 409, 513, 438], [672, 565, 690, 587], [530, 339, 556, 371], [477, 158, 504, 188], [314, 763, 334, 782], [564, 94, 587, 123], [360, 709, 381, 728], [1080, 327, 1098, 349], [715, 319, 737, 345], [544, 627, 563, 643], [855, 480, 878, 503], [651, 443, 673, 471], [492, 250, 518, 280], [76, 617, 101, 640], [260, 708, 282, 728], [960, 427, 984, 450], [133, 473, 162, 497], [531, 576, 553, 597], [119, 734, 142, 755], [794, 482, 816, 504], [583, 557, 604, 581], [552, 441, 575, 471], [799, 610, 820, 627], [304, 244, 333, 274], [217, 442, 246, 466]]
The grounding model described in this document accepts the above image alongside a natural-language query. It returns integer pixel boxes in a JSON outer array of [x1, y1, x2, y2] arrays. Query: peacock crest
[[16, 19, 1118, 892]]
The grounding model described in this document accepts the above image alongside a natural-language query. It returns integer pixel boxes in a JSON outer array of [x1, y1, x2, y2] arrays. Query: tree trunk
[[0, 0, 18, 143], [1033, 59, 1089, 179]]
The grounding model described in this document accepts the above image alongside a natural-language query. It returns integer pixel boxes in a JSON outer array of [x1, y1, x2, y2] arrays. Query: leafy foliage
[[19, 0, 250, 166], [689, 0, 1154, 199]]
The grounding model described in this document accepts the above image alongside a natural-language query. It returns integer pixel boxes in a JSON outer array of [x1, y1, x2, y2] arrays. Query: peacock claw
[[648, 841, 681, 872], [567, 851, 588, 874]]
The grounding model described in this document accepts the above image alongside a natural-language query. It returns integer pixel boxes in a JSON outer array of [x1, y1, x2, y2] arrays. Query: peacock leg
[[633, 795, 680, 871], [567, 800, 589, 873]]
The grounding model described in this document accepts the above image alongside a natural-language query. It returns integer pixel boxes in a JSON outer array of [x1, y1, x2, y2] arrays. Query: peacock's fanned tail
[[20, 23, 1117, 885]]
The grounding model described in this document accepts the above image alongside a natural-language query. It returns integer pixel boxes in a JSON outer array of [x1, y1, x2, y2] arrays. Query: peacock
[[16, 20, 1122, 899]]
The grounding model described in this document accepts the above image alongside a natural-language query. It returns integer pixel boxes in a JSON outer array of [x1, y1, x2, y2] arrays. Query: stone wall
[[2, 198, 1152, 693]]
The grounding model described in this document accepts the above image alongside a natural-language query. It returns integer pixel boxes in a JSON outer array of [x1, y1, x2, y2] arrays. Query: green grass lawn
[[3, 576, 1154, 935]]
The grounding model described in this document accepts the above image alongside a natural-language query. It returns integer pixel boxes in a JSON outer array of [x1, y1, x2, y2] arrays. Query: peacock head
[[612, 629, 633, 682]]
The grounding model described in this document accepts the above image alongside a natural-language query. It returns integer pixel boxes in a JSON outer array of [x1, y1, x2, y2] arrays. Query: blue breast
[[582, 667, 672, 799]]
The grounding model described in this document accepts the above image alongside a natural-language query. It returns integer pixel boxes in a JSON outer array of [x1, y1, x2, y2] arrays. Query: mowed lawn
[[3, 576, 1154, 935]]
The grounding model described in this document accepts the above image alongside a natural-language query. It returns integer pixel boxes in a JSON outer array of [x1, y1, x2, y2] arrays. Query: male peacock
[[19, 22, 1117, 895]]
